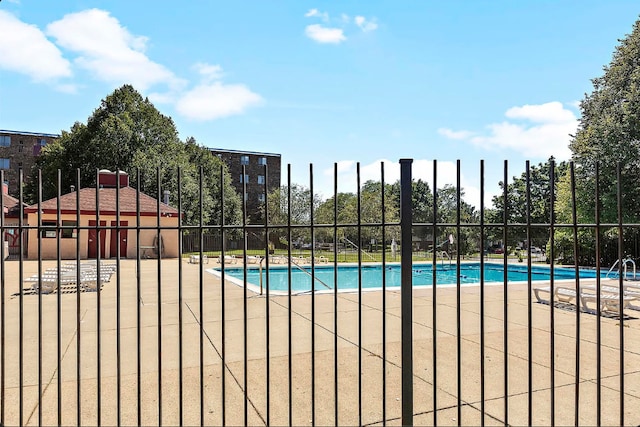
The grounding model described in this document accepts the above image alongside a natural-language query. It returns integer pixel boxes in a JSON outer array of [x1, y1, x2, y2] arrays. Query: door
[[110, 221, 128, 258], [88, 220, 107, 259]]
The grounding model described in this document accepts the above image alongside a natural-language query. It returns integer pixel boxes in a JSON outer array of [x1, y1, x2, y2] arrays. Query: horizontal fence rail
[[0, 160, 637, 426]]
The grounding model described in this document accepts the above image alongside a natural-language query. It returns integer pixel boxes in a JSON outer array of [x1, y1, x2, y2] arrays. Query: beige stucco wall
[[26, 213, 179, 260]]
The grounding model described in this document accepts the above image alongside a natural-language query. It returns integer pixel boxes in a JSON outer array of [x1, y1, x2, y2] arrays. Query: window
[[41, 221, 57, 238], [239, 174, 249, 183], [39, 138, 47, 147], [257, 175, 265, 185], [258, 193, 265, 203], [258, 157, 267, 166], [0, 159, 9, 169], [18, 141, 23, 153], [240, 155, 250, 165], [0, 136, 10, 147], [61, 220, 77, 238]]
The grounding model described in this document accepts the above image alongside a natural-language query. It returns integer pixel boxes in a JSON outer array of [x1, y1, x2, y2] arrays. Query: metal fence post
[[400, 159, 413, 426]]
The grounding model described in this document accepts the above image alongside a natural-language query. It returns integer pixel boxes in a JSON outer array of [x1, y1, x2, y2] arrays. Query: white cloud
[[305, 24, 346, 44], [304, 8, 329, 22], [441, 101, 578, 160], [437, 128, 474, 140], [341, 14, 350, 23], [46, 9, 185, 91], [175, 82, 263, 121], [354, 16, 378, 32], [505, 101, 575, 124], [335, 160, 355, 174], [0, 10, 72, 82], [193, 62, 224, 82]]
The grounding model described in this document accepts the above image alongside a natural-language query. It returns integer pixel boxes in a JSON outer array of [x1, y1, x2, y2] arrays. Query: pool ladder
[[606, 256, 637, 280]]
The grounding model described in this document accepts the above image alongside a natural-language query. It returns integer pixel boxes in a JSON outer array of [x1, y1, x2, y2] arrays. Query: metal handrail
[[341, 237, 376, 261]]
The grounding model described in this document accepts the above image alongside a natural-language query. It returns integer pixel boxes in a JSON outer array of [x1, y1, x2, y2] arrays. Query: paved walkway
[[1, 259, 640, 426]]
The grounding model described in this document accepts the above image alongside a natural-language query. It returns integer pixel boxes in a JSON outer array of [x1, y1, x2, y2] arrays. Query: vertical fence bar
[[381, 161, 387, 427], [0, 170, 4, 427], [37, 170, 43, 427], [431, 160, 438, 426], [310, 163, 317, 427], [264, 163, 271, 427], [198, 168, 204, 427], [333, 163, 339, 427], [456, 160, 462, 426], [594, 162, 602, 426], [219, 164, 227, 427], [616, 162, 624, 427], [525, 161, 532, 427], [177, 168, 184, 427], [18, 169, 24, 427], [156, 167, 163, 426], [570, 162, 580, 427], [479, 161, 486, 426], [220, 164, 227, 426], [549, 160, 556, 427], [116, 171, 122, 427], [502, 161, 508, 426], [56, 170, 62, 427], [286, 164, 293, 427], [135, 169, 142, 426], [357, 162, 363, 427], [242, 165, 248, 427], [76, 169, 82, 425], [399, 158, 413, 427], [95, 169, 102, 427]]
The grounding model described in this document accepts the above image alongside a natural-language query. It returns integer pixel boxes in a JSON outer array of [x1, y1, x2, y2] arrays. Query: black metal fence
[[0, 160, 637, 426]]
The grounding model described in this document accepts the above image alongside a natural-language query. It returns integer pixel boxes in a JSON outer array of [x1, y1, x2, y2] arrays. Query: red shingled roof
[[2, 193, 23, 217], [24, 186, 179, 217]]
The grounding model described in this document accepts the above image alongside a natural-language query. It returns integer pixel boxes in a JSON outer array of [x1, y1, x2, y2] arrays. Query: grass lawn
[[182, 249, 539, 264]]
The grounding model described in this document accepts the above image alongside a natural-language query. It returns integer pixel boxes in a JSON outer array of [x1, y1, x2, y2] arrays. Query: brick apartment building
[[209, 148, 281, 218], [0, 130, 281, 220], [0, 129, 59, 195]]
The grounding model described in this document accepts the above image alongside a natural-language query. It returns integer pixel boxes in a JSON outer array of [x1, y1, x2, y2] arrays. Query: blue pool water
[[213, 262, 603, 293]]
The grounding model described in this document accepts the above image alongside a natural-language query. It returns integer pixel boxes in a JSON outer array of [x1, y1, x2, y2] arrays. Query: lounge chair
[[246, 255, 261, 264], [189, 254, 209, 264], [218, 255, 238, 264], [580, 283, 640, 310], [25, 270, 78, 293], [269, 255, 287, 264], [533, 286, 579, 305], [580, 291, 635, 314], [533, 285, 635, 315]]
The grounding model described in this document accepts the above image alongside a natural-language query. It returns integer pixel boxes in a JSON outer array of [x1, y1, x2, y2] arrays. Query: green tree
[[26, 85, 241, 227], [559, 17, 640, 265], [389, 179, 433, 242], [488, 158, 568, 251], [436, 184, 480, 256], [266, 183, 323, 248]]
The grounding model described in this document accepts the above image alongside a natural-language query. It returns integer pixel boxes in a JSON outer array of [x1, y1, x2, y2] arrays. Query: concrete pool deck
[[2, 258, 640, 426]]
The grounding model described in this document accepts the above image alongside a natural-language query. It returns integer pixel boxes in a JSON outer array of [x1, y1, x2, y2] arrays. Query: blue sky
[[1, 1, 639, 207]]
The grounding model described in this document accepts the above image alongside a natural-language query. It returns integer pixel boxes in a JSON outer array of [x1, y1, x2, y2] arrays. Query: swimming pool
[[211, 262, 603, 293]]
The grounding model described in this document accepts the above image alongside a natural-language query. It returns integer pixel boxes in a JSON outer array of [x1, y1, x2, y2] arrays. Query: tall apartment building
[[209, 148, 281, 218], [0, 130, 59, 195]]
